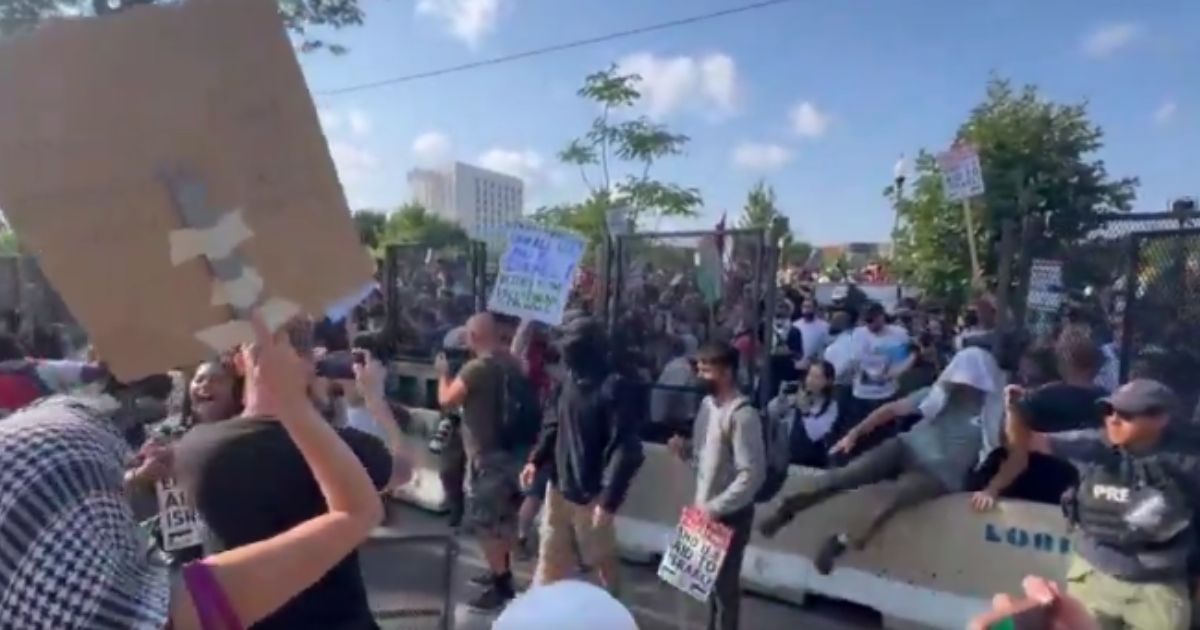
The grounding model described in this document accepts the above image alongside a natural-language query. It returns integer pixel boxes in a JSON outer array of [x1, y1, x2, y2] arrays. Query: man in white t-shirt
[[845, 303, 911, 439], [792, 296, 830, 366]]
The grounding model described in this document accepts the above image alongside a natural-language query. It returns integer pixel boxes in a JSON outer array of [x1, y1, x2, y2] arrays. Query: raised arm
[[168, 317, 384, 630]]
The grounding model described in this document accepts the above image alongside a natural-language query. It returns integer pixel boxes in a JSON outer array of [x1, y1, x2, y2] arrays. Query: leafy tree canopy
[[2, 0, 368, 52], [738, 180, 812, 267], [544, 65, 703, 249], [890, 77, 1138, 306], [381, 202, 469, 251]]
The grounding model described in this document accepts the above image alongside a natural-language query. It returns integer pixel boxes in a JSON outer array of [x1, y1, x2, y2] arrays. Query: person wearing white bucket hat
[[760, 346, 1000, 575], [492, 581, 639, 630]]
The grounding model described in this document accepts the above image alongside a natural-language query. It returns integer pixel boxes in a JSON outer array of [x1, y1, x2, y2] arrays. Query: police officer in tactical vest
[[1006, 378, 1200, 629]]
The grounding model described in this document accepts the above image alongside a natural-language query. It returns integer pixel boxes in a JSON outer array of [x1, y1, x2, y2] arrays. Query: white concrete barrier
[[385, 359, 1070, 629], [615, 444, 1070, 629]]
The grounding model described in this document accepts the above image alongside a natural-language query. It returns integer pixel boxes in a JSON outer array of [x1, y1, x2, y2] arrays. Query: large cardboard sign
[[487, 224, 585, 326], [0, 0, 372, 379]]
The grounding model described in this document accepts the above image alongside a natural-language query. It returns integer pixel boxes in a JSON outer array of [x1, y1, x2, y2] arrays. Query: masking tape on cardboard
[[193, 297, 301, 352], [168, 209, 253, 266], [211, 267, 265, 309]]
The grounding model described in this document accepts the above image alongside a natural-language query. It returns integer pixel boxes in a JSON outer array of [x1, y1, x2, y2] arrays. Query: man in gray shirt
[[668, 341, 765, 630], [759, 347, 999, 575]]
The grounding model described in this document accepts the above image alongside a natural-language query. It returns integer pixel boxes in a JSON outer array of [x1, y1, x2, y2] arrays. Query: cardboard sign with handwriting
[[0, 0, 372, 380], [487, 224, 585, 326]]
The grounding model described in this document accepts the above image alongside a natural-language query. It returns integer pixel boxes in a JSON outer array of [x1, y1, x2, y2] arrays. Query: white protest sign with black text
[[487, 224, 586, 326], [937, 145, 986, 202], [657, 506, 733, 602], [155, 477, 205, 552]]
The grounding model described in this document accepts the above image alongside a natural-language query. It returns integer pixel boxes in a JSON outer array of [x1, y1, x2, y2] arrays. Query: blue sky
[[301, 0, 1199, 245]]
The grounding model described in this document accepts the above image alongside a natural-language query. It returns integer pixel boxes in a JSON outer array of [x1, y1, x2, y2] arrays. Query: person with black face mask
[[668, 342, 766, 630], [521, 317, 644, 595]]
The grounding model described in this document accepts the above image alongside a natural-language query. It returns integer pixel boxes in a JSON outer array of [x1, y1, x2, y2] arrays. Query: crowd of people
[[0, 242, 1196, 630]]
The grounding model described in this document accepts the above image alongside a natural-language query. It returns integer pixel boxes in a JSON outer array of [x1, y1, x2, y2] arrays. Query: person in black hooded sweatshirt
[[520, 317, 644, 595]]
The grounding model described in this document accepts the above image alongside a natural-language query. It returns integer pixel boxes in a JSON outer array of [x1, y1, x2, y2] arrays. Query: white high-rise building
[[406, 162, 524, 246]]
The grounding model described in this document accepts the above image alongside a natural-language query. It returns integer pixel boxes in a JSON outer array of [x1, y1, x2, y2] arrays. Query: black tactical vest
[[1069, 452, 1192, 551]]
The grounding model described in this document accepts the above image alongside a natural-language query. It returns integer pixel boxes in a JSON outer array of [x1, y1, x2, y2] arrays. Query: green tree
[[382, 202, 469, 250], [352, 209, 387, 249], [739, 180, 781, 230], [2, 0, 368, 52], [738, 179, 812, 267], [547, 65, 702, 248], [890, 77, 1138, 305]]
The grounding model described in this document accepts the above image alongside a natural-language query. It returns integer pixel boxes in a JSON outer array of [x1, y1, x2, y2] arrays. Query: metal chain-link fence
[[1022, 211, 1200, 410], [382, 242, 486, 361], [1121, 228, 1200, 414]]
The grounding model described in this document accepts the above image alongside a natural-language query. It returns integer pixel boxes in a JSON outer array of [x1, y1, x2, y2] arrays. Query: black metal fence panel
[[382, 242, 486, 361]]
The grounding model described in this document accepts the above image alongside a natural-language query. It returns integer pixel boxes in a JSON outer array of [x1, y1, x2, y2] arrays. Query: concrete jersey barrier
[[384, 362, 1070, 629], [616, 444, 1069, 629]]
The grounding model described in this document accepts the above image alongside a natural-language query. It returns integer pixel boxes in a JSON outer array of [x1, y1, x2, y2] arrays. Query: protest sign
[[155, 477, 204, 552], [657, 506, 734, 602], [487, 224, 585, 326], [1025, 259, 1064, 336], [0, 0, 372, 380], [937, 145, 986, 202], [937, 145, 986, 279]]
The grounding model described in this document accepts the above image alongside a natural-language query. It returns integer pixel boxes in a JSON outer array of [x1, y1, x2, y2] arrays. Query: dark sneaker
[[468, 583, 515, 613], [758, 511, 791, 538], [814, 535, 847, 575], [469, 571, 493, 587]]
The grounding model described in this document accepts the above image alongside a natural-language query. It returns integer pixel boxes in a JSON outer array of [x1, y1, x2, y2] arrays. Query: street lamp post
[[891, 154, 908, 241]]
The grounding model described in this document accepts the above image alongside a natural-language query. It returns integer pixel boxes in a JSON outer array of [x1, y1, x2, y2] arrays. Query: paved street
[[362, 501, 879, 630]]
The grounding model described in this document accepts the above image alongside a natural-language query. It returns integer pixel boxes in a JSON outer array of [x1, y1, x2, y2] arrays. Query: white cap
[[492, 581, 638, 630]]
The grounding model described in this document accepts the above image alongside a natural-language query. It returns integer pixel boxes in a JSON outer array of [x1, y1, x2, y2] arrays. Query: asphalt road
[[361, 501, 879, 630]]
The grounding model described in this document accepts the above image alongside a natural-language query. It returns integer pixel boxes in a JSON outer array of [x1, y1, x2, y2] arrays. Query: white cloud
[[790, 101, 831, 138], [1081, 22, 1142, 58], [328, 141, 379, 208], [319, 106, 372, 137], [347, 109, 372, 135], [1154, 100, 1178, 125], [731, 142, 792, 171], [416, 0, 504, 48], [616, 52, 741, 119], [412, 131, 454, 166], [478, 148, 545, 184]]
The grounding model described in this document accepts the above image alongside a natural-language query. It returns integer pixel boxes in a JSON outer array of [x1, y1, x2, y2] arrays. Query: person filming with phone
[[1005, 378, 1200, 629]]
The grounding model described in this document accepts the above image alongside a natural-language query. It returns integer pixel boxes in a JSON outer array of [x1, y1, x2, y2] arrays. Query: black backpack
[[500, 360, 541, 451], [753, 400, 791, 504]]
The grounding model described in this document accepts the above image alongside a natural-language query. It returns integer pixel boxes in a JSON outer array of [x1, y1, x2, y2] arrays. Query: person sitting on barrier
[[968, 329, 1106, 511], [1005, 378, 1200, 630], [667, 341, 765, 630], [759, 347, 999, 575], [522, 317, 644, 595]]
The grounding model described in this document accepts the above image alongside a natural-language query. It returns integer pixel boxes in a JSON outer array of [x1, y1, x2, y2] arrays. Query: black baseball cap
[[1099, 379, 1179, 420]]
